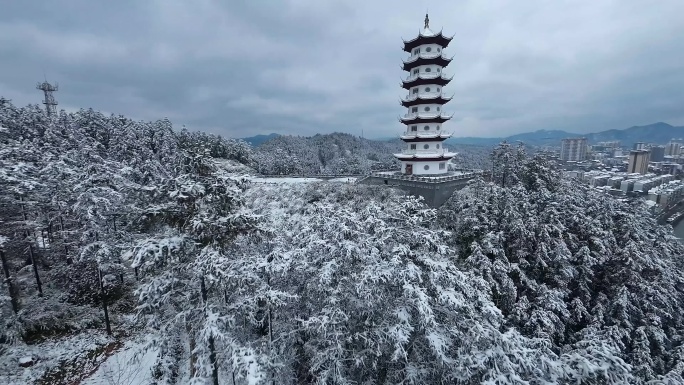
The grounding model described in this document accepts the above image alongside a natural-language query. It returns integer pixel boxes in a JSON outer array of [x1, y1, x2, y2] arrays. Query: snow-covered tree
[[440, 149, 684, 383]]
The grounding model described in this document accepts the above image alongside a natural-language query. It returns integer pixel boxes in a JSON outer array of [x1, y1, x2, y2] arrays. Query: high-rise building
[[666, 141, 681, 156], [649, 145, 665, 162], [628, 150, 650, 174], [560, 138, 588, 161], [394, 14, 456, 175], [598, 140, 620, 148], [633, 142, 646, 150]]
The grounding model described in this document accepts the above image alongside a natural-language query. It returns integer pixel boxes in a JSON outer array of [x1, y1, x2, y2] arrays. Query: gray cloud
[[1, 0, 683, 139]]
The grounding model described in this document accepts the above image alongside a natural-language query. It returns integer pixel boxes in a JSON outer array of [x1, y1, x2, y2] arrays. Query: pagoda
[[394, 14, 456, 176]]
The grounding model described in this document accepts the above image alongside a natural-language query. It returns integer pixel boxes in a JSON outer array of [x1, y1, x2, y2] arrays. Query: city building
[[394, 14, 455, 175], [649, 145, 665, 162], [598, 141, 620, 149], [560, 138, 588, 161], [628, 150, 650, 174], [666, 141, 681, 156], [649, 181, 684, 208], [633, 142, 646, 150]]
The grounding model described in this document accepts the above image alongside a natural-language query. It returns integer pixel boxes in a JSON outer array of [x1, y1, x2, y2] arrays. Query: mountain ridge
[[241, 122, 684, 147], [444, 122, 684, 146]]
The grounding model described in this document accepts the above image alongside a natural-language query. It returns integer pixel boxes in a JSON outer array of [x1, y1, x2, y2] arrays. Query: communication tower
[[36, 81, 59, 116]]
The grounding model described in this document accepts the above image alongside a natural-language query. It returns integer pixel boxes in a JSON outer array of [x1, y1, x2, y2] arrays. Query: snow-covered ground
[[81, 340, 158, 385], [328, 177, 357, 183], [250, 177, 323, 184], [0, 331, 115, 385], [241, 176, 357, 184]]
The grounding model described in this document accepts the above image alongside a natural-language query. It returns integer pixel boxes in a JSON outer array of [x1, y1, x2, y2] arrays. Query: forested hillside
[[251, 133, 492, 175], [440, 143, 684, 384], [0, 100, 253, 383], [1, 101, 684, 384]]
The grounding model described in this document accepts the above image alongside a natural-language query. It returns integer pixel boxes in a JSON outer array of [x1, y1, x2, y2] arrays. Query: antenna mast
[[36, 80, 59, 116]]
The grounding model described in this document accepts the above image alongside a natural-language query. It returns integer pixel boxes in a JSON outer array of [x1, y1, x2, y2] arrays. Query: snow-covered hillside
[[2, 102, 684, 384]]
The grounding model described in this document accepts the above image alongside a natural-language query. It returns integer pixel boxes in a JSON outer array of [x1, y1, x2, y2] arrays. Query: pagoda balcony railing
[[400, 148, 450, 155], [406, 72, 445, 81], [402, 91, 444, 102], [402, 131, 452, 137], [405, 52, 448, 63], [403, 112, 447, 119]]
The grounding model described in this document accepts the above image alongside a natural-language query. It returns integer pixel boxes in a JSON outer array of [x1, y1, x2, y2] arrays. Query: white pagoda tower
[[394, 14, 456, 176]]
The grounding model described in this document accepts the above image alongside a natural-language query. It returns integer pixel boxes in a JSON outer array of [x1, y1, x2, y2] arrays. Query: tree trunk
[[98, 267, 112, 335], [187, 323, 197, 378], [28, 244, 43, 296], [200, 276, 219, 385], [64, 245, 72, 265], [21, 197, 43, 296], [0, 249, 20, 314]]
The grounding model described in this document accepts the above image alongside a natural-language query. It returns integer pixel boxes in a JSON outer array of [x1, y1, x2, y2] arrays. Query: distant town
[[556, 137, 684, 223]]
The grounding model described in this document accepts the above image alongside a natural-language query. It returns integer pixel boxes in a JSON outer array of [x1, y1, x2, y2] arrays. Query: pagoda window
[[436, 107, 440, 111], [411, 107, 418, 113], [436, 87, 440, 91], [411, 125, 417, 131], [413, 48, 420, 55], [413, 69, 419, 75], [412, 88, 418, 94], [437, 47, 441, 52], [410, 144, 416, 150], [424, 107, 431, 112], [423, 144, 430, 149], [436, 125, 440, 130], [424, 165, 430, 170], [436, 144, 441, 149], [439, 162, 446, 169], [425, 87, 431, 92], [425, 67, 432, 73], [424, 125, 429, 131], [437, 68, 441, 73], [426, 47, 432, 52]]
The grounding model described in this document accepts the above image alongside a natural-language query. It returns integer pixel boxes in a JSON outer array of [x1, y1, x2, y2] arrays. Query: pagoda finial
[[424, 13, 430, 29]]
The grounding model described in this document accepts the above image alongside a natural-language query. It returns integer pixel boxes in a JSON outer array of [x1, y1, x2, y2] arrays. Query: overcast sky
[[1, 0, 683, 139]]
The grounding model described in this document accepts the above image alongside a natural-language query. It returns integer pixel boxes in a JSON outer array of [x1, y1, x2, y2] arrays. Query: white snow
[[0, 235, 8, 246], [421, 27, 435, 36], [0, 126, 8, 132], [81, 340, 158, 385], [249, 177, 323, 184], [329, 177, 357, 183], [0, 331, 115, 385], [18, 357, 33, 365]]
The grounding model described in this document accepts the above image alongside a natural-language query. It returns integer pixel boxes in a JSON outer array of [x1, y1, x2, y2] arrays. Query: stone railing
[[370, 169, 484, 183], [258, 174, 364, 179]]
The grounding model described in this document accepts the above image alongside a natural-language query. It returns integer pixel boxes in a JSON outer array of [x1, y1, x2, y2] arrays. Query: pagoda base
[[360, 169, 483, 208]]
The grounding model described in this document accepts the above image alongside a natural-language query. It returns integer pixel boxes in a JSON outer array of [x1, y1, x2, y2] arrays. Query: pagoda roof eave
[[402, 54, 452, 71], [393, 152, 457, 161], [400, 133, 453, 142], [400, 94, 452, 107], [400, 113, 454, 124], [401, 74, 453, 89], [403, 31, 452, 53], [401, 28, 456, 46]]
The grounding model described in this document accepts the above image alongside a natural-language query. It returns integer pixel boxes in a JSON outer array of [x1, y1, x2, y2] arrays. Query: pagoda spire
[[424, 13, 429, 29]]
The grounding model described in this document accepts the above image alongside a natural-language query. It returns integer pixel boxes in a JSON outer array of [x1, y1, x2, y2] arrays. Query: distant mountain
[[241, 133, 280, 146], [583, 122, 684, 144], [445, 122, 684, 146], [244, 122, 684, 149]]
